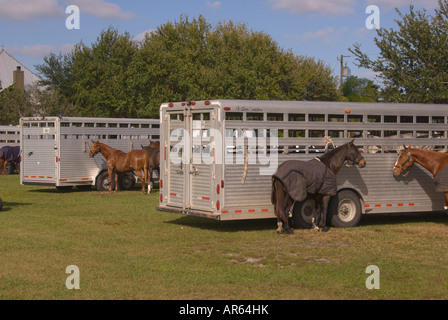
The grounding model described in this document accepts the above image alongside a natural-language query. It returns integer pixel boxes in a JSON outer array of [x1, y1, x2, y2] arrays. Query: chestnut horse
[[141, 140, 160, 194], [89, 140, 149, 194], [272, 140, 366, 234], [393, 145, 448, 212]]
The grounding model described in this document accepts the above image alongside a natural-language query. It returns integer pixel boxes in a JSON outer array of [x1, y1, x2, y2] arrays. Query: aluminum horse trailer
[[157, 100, 448, 227], [20, 116, 159, 191]]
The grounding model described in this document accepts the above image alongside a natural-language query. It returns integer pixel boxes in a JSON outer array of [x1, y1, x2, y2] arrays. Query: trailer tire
[[292, 198, 317, 229], [328, 190, 362, 228], [96, 171, 113, 192], [118, 173, 135, 190]]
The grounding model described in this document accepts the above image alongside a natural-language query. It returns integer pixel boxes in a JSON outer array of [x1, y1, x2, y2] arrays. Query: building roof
[[0, 48, 41, 91]]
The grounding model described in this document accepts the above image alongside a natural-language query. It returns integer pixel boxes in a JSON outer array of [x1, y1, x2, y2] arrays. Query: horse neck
[[410, 148, 447, 175], [319, 145, 348, 174], [98, 143, 115, 159]]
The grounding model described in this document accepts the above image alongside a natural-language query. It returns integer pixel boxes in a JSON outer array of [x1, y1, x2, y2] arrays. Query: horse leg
[[148, 167, 153, 194], [134, 169, 146, 195], [313, 196, 322, 231], [444, 192, 448, 214], [320, 195, 331, 233], [107, 168, 114, 193], [273, 179, 293, 234], [115, 172, 119, 192]]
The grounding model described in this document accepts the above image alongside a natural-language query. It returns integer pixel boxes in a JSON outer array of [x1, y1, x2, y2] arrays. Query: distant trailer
[[0, 125, 20, 174], [157, 99, 448, 228], [20, 116, 160, 191], [0, 125, 20, 148]]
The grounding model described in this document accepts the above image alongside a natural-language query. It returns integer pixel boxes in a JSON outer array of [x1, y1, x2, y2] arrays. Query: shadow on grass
[[359, 211, 448, 227], [167, 211, 448, 232], [0, 201, 32, 212], [167, 215, 276, 233]]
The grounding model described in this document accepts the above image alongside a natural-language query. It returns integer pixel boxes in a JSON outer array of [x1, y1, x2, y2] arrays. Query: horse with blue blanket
[[0, 146, 20, 175], [271, 140, 366, 234]]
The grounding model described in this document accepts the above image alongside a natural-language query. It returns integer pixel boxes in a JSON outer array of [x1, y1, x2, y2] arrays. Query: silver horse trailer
[[20, 116, 160, 191], [0, 125, 20, 148], [157, 100, 448, 227]]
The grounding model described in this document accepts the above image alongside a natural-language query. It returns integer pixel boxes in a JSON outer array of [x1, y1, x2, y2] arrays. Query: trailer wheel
[[96, 171, 113, 191], [119, 173, 135, 190], [292, 198, 317, 229], [328, 190, 362, 228]]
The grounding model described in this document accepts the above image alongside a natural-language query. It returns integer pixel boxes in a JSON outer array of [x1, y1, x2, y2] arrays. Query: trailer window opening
[[368, 115, 381, 123], [225, 113, 243, 121], [432, 116, 444, 124], [246, 113, 263, 121], [309, 114, 325, 122], [329, 114, 344, 122], [267, 113, 283, 121], [400, 116, 413, 123], [348, 115, 363, 123], [384, 116, 397, 123], [328, 130, 344, 138], [289, 130, 305, 138], [288, 114, 305, 122]]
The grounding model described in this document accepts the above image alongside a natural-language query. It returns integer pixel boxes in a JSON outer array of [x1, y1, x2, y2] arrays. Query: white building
[[0, 48, 41, 91]]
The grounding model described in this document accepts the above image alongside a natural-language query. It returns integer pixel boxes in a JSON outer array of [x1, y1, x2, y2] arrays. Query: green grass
[[0, 175, 447, 300]]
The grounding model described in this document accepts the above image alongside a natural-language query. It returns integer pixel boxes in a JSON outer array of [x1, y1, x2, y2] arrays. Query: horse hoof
[[321, 227, 329, 233]]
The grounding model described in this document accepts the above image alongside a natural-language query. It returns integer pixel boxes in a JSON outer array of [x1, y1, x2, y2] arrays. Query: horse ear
[[350, 139, 354, 144]]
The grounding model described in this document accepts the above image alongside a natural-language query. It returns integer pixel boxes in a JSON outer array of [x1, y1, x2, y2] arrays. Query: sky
[[0, 0, 440, 84]]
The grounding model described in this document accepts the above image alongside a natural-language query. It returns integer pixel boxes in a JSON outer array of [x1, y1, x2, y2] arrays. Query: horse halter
[[394, 150, 413, 176]]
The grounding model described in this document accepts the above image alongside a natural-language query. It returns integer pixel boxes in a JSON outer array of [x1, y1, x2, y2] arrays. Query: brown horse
[[89, 140, 149, 194], [141, 140, 160, 194], [272, 140, 366, 234], [393, 145, 448, 212]]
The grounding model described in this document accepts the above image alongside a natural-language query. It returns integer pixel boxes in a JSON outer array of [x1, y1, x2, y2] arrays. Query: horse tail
[[271, 177, 277, 205]]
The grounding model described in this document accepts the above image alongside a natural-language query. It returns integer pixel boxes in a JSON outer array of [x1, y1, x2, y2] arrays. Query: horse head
[[346, 140, 366, 168], [393, 145, 414, 177], [89, 140, 101, 158], [149, 140, 160, 149]]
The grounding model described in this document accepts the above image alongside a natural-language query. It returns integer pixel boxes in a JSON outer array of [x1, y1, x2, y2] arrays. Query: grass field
[[0, 174, 447, 300]]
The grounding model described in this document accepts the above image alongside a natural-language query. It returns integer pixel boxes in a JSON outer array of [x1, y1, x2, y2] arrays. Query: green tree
[[349, 0, 448, 103], [342, 75, 379, 102], [37, 16, 341, 119]]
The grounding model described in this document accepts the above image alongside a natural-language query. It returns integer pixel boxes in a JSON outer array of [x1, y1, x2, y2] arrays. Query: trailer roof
[[162, 100, 448, 116]]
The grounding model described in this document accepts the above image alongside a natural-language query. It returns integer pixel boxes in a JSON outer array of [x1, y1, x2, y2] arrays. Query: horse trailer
[[157, 100, 448, 228], [20, 116, 160, 191]]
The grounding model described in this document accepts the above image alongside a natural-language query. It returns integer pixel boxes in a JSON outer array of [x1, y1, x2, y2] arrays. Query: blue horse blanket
[[272, 159, 337, 203], [0, 146, 20, 162]]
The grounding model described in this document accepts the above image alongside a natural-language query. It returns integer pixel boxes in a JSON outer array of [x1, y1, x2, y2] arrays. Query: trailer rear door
[[164, 106, 218, 213], [21, 119, 58, 185]]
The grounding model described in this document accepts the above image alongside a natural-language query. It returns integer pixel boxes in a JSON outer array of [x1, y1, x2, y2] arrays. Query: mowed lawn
[[0, 175, 447, 300]]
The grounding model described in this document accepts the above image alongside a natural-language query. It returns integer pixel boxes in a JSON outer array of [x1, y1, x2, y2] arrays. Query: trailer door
[[189, 109, 215, 212], [21, 120, 58, 185], [165, 107, 217, 213]]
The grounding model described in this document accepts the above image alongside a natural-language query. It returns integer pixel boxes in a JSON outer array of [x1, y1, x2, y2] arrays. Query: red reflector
[[160, 194, 163, 202], [221, 180, 224, 188], [181, 102, 186, 106], [216, 201, 220, 210], [169, 103, 174, 107], [191, 101, 196, 106], [224, 107, 230, 111], [160, 179, 163, 188], [216, 184, 220, 194], [205, 101, 210, 105]]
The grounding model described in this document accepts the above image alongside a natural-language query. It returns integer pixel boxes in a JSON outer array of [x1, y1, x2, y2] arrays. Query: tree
[[37, 16, 341, 119], [349, 0, 448, 103], [128, 15, 341, 117], [342, 76, 379, 102]]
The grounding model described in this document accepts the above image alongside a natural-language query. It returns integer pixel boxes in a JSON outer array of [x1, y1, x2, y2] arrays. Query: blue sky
[[0, 0, 439, 83]]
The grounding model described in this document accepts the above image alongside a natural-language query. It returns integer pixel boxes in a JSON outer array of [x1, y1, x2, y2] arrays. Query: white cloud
[[7, 44, 75, 59], [269, 0, 358, 15], [367, 0, 439, 10], [0, 0, 64, 21], [205, 1, 221, 10], [68, 0, 136, 19], [133, 29, 155, 42]]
